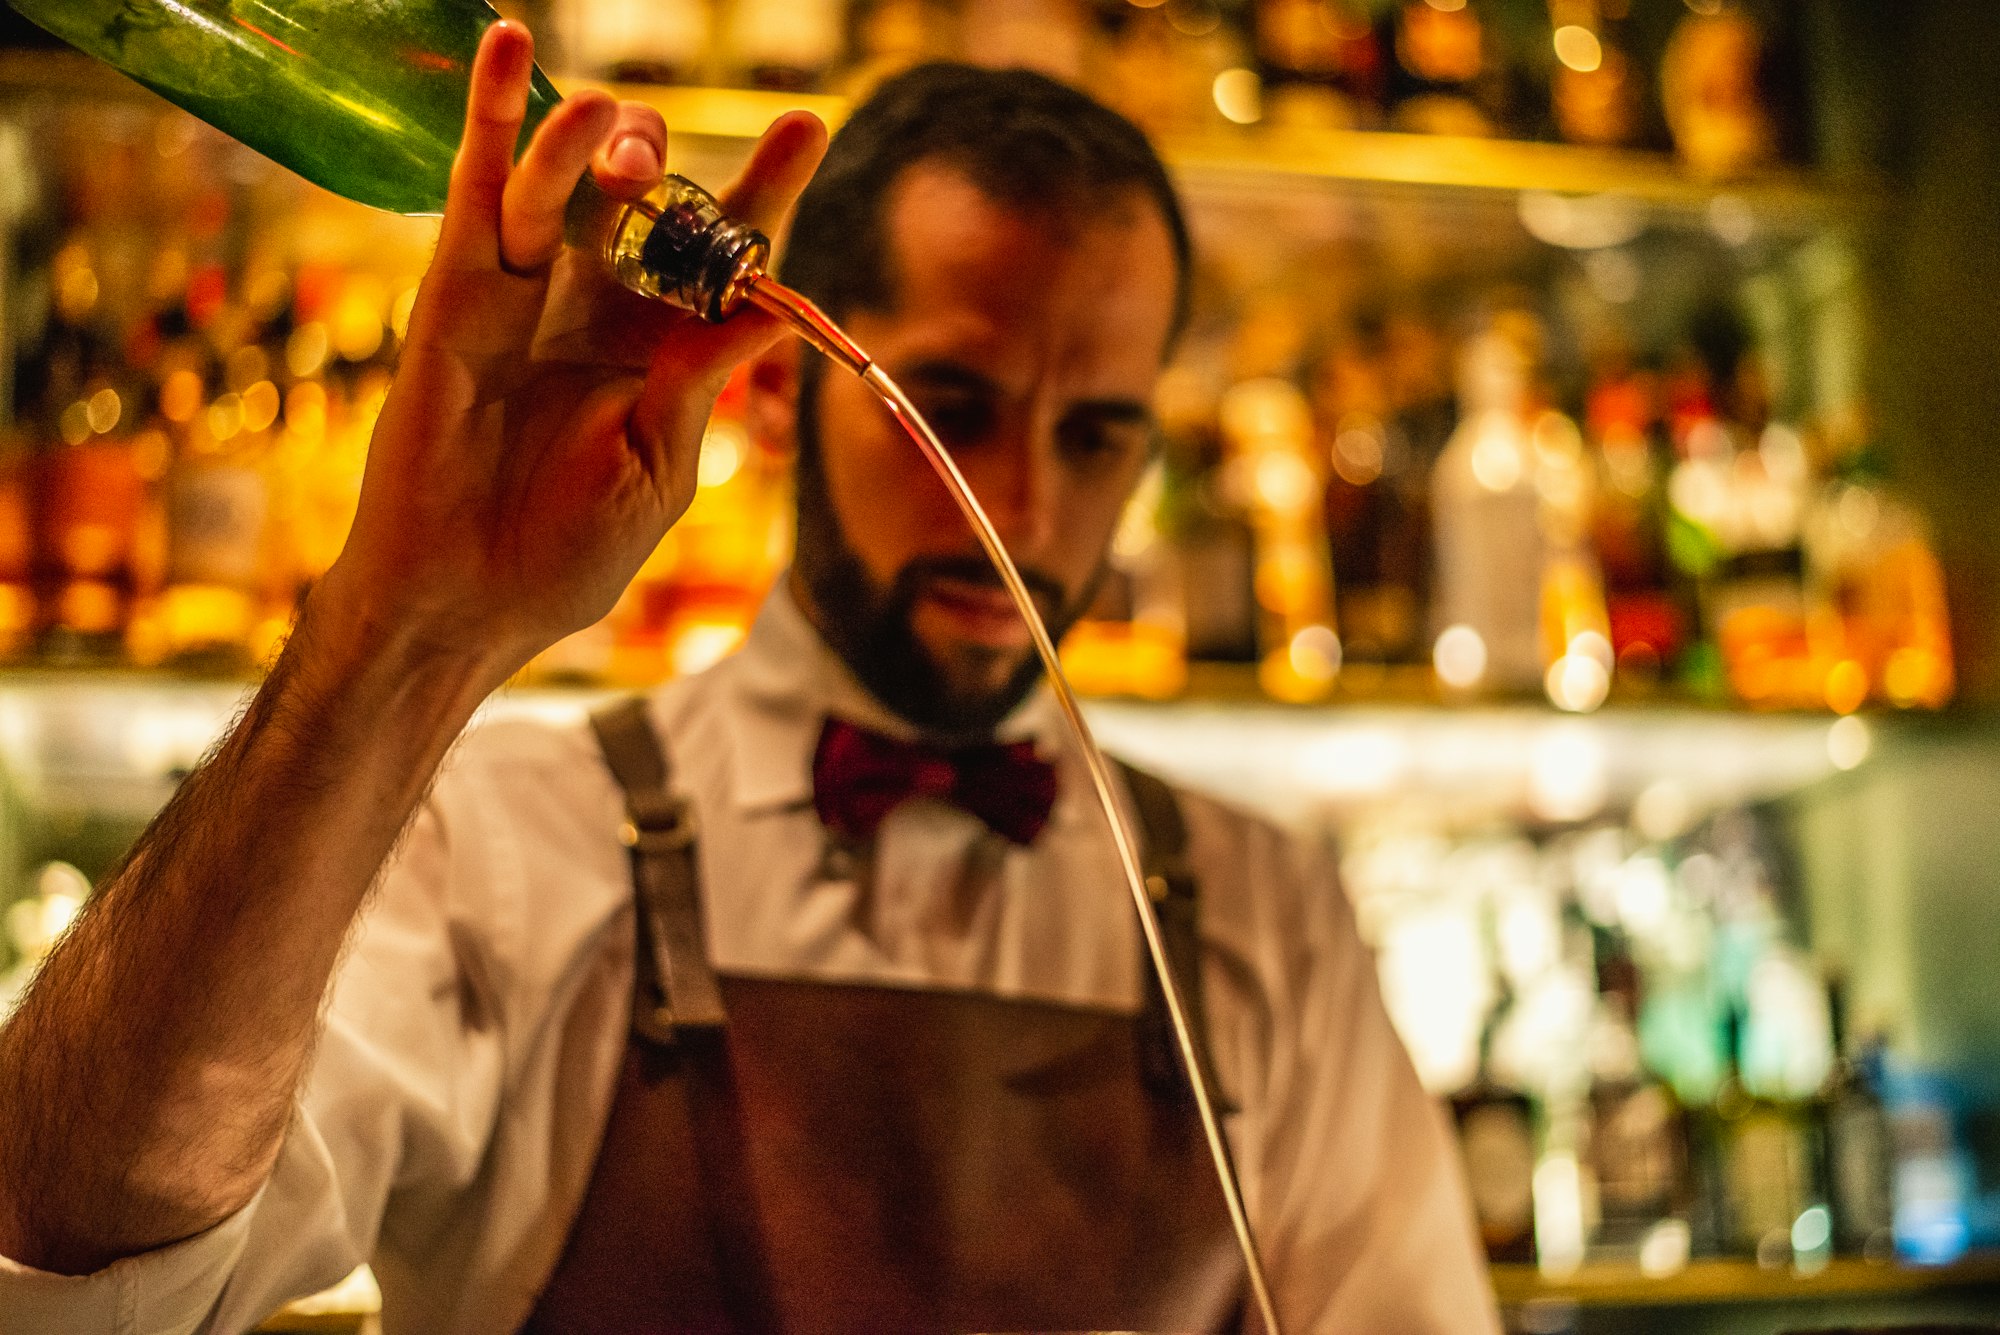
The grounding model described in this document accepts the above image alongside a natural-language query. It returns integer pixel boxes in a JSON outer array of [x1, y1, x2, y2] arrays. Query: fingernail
[[609, 134, 662, 179]]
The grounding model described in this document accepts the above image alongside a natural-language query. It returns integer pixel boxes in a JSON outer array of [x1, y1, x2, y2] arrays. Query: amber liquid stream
[[746, 279, 1282, 1335]]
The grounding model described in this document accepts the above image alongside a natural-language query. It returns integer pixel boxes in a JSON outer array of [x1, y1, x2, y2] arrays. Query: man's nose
[[969, 428, 1058, 562]]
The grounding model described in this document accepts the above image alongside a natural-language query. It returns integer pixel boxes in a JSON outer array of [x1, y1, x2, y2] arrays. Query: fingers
[[590, 102, 669, 202], [438, 21, 536, 270], [717, 112, 829, 234], [500, 91, 619, 275]]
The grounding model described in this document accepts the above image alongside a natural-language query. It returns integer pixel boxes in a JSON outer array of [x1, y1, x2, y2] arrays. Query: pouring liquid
[[746, 278, 1283, 1335]]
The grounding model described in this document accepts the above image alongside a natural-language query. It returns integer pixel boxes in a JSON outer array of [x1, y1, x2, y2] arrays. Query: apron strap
[[588, 695, 1225, 1111], [589, 697, 727, 1043], [1117, 760, 1235, 1113]]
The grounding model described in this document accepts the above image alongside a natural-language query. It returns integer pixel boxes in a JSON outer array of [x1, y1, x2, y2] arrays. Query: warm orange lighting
[[1823, 659, 1867, 716], [1553, 24, 1602, 73], [1212, 68, 1262, 124], [162, 369, 205, 424]]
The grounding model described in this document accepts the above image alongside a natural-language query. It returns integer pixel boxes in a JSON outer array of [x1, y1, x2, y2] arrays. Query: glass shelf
[[0, 671, 1864, 831]]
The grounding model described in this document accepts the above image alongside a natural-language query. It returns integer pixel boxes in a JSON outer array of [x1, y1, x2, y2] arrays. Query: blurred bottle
[[1803, 417, 1954, 711], [1584, 348, 1685, 690], [560, 0, 714, 84], [33, 366, 164, 664], [720, 0, 845, 91], [1388, 0, 1530, 138], [1715, 427, 1814, 707], [1314, 326, 1429, 678], [1452, 1018, 1540, 1265], [1660, 8, 1777, 180], [135, 337, 289, 671], [1252, 0, 1387, 130], [1155, 364, 1260, 669], [1548, 0, 1643, 148], [1817, 977, 1894, 1258], [1219, 376, 1341, 701], [0, 435, 35, 662], [1699, 1006, 1824, 1262], [1586, 937, 1693, 1259], [1431, 310, 1607, 701]]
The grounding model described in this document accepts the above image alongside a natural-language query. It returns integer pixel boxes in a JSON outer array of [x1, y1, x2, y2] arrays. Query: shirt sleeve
[[0, 777, 514, 1335], [1186, 798, 1502, 1335]]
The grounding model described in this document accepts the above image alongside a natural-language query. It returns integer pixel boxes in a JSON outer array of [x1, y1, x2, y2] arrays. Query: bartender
[[0, 21, 1496, 1334]]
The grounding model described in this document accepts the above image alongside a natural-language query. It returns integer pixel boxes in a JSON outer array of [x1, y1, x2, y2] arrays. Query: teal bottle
[[8, 0, 559, 215]]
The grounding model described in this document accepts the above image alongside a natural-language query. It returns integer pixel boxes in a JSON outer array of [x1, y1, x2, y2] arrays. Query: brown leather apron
[[520, 700, 1246, 1335]]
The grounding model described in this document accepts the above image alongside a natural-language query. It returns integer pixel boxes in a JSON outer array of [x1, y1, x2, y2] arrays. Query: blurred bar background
[[3, 2, 2000, 1332]]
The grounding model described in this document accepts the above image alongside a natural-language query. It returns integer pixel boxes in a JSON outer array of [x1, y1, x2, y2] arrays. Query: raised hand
[[315, 19, 826, 682]]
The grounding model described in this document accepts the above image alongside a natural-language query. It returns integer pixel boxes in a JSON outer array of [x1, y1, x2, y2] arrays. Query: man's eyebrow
[[1064, 397, 1153, 427], [898, 361, 1153, 427], [898, 359, 1002, 397]]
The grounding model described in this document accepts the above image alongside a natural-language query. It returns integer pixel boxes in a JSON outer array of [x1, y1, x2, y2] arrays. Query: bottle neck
[[564, 173, 770, 323]]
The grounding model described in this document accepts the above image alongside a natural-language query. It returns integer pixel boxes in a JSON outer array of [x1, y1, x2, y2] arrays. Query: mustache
[[898, 556, 1067, 614]]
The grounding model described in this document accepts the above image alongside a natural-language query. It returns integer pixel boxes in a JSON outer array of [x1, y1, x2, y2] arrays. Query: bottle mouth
[[704, 222, 771, 322]]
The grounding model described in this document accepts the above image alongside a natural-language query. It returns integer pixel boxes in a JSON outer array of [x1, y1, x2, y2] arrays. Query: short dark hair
[[778, 62, 1193, 346]]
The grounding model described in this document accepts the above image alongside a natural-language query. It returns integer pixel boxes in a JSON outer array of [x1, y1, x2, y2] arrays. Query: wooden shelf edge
[[1493, 1252, 2000, 1307], [0, 50, 1870, 218]]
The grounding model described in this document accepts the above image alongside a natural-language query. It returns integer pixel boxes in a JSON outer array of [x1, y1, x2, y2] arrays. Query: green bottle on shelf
[[7, 0, 770, 320]]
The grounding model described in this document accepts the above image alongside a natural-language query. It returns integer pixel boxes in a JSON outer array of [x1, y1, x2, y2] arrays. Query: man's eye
[[1057, 417, 1149, 466], [916, 399, 995, 447]]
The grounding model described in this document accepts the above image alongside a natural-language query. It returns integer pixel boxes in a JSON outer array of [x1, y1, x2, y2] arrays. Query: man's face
[[771, 163, 1179, 736]]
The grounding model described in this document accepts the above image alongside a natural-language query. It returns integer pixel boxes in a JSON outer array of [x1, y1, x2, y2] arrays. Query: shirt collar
[[716, 579, 1072, 819]]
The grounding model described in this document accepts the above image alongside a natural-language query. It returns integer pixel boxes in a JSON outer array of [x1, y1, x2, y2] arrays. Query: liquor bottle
[[561, 0, 714, 84], [13, 0, 772, 326], [1584, 351, 1684, 687], [719, 0, 844, 91], [1708, 392, 1815, 707], [1219, 376, 1341, 702], [1818, 978, 1894, 1257], [1804, 420, 1954, 711], [1659, 8, 1778, 181], [1388, 0, 1494, 137], [33, 368, 163, 663], [1452, 1020, 1539, 1265], [1700, 1006, 1822, 1262], [1154, 364, 1260, 668], [1431, 311, 1606, 699], [0, 438, 34, 663], [1586, 943, 1692, 1254], [1314, 327, 1428, 673], [1548, 0, 1642, 148], [137, 343, 288, 670]]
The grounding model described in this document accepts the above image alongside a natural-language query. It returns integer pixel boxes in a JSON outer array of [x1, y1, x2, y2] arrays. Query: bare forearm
[[0, 589, 514, 1274]]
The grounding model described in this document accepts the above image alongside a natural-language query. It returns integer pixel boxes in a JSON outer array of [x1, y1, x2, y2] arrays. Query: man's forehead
[[873, 160, 1179, 352]]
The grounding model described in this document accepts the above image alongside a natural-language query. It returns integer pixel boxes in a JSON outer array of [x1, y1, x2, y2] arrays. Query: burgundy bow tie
[[811, 718, 1058, 846]]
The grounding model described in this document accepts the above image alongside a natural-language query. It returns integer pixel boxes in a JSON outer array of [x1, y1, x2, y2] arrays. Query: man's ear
[[747, 338, 802, 460]]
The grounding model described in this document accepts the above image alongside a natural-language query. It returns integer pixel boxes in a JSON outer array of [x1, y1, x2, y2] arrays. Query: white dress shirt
[[0, 586, 1500, 1335]]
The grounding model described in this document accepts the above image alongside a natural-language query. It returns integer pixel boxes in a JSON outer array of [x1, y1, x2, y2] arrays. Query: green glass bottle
[[9, 0, 769, 320]]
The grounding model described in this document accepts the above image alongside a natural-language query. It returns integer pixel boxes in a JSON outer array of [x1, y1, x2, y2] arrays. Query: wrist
[[296, 565, 529, 723]]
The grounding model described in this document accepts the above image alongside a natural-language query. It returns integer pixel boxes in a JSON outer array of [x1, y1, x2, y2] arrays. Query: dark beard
[[792, 357, 1103, 739]]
